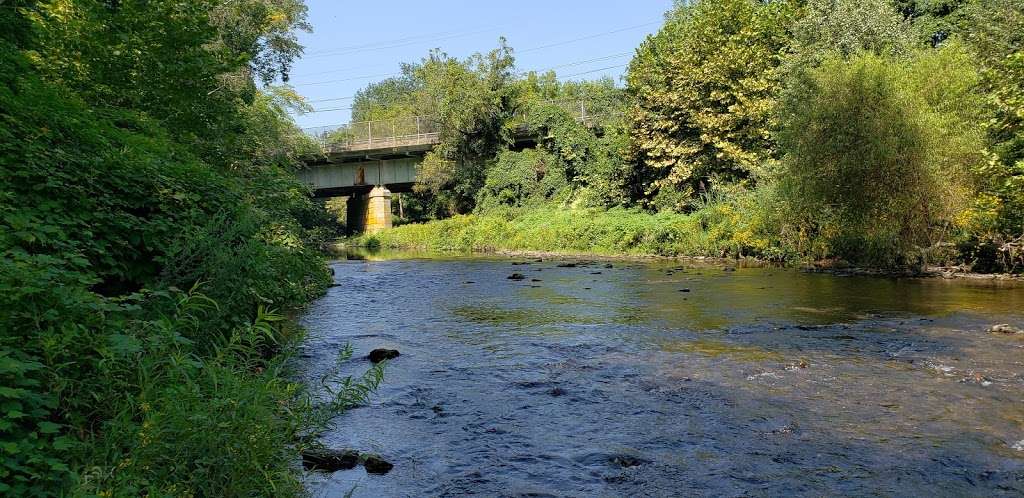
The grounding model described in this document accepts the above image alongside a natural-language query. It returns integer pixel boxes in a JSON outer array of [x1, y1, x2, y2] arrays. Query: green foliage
[[959, 0, 1024, 242], [476, 149, 568, 211], [0, 2, 360, 496], [413, 41, 519, 214], [360, 189, 786, 259], [514, 84, 634, 207], [0, 352, 71, 496], [351, 74, 421, 122], [777, 48, 985, 266], [26, 0, 311, 165], [626, 0, 797, 209], [897, 0, 976, 46], [789, 0, 912, 64]]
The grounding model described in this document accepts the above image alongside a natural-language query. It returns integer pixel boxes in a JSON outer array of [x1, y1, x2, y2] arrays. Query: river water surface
[[301, 255, 1024, 497]]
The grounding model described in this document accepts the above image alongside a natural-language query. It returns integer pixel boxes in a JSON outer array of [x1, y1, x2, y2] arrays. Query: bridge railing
[[302, 100, 624, 154], [305, 116, 441, 153]]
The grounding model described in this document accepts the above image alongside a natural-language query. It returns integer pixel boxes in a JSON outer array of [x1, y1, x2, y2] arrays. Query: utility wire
[[293, 20, 656, 80], [518, 21, 659, 53], [561, 64, 629, 78], [304, 26, 503, 59], [295, 50, 635, 102]]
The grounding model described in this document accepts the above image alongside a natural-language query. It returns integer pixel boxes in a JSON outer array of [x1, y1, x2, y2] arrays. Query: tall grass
[[359, 189, 793, 260]]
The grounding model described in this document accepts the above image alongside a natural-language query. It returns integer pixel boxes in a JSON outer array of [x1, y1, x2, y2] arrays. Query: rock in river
[[362, 453, 394, 474], [507, 273, 526, 280], [302, 448, 359, 472], [368, 348, 400, 363], [988, 323, 1023, 334], [611, 454, 650, 468]]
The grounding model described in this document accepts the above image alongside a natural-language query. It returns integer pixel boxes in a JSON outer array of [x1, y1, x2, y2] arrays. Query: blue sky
[[287, 1, 673, 129]]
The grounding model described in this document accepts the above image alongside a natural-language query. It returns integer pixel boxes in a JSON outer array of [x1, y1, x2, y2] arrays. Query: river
[[300, 254, 1024, 497]]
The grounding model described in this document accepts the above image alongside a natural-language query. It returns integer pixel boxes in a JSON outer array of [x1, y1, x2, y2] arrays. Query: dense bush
[[777, 48, 984, 266], [476, 149, 568, 211], [0, 2, 363, 495], [959, 0, 1024, 249]]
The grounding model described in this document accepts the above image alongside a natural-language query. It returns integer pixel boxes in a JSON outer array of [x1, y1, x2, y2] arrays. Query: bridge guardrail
[[302, 100, 624, 154]]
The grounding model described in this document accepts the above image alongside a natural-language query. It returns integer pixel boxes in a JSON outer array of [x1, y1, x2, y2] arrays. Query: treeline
[[1, 1, 353, 496], [355, 0, 1023, 271]]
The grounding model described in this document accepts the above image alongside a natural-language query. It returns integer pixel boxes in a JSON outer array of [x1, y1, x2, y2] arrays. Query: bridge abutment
[[346, 186, 392, 234]]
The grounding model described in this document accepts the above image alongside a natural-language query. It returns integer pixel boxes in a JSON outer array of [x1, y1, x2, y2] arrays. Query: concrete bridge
[[297, 103, 615, 233]]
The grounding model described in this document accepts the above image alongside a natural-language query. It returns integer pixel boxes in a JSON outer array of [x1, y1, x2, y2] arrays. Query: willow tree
[[626, 0, 796, 211], [778, 48, 985, 266]]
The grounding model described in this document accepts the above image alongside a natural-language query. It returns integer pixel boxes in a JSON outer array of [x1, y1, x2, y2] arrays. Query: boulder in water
[[362, 454, 394, 474], [988, 324, 1023, 335], [611, 454, 650, 468], [507, 273, 526, 280], [368, 348, 400, 363], [302, 448, 359, 472]]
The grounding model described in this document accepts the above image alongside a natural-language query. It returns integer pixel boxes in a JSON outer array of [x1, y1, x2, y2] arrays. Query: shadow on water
[[301, 256, 1024, 497]]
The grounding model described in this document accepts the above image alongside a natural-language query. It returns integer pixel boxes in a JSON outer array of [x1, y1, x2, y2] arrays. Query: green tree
[[26, 0, 310, 165], [351, 73, 420, 122], [411, 40, 518, 215], [626, 0, 796, 211], [788, 0, 912, 66]]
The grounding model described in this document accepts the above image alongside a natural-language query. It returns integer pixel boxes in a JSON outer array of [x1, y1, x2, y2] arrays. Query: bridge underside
[[297, 156, 420, 198], [297, 155, 422, 233]]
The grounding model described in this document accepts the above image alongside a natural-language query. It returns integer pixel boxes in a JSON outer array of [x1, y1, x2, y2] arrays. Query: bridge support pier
[[347, 185, 392, 234]]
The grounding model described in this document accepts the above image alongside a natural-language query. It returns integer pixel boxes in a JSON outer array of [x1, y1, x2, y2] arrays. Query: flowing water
[[301, 253, 1024, 497]]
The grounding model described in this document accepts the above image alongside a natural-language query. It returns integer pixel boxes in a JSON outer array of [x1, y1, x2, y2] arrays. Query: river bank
[[350, 206, 1022, 278]]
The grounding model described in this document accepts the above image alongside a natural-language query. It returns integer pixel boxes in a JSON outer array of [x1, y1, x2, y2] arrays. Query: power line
[[562, 64, 629, 78], [304, 26, 504, 59], [292, 49, 634, 94], [518, 21, 659, 53], [530, 52, 632, 73], [306, 96, 355, 104], [294, 72, 402, 88], [292, 62, 394, 79], [292, 19, 657, 82], [304, 28, 473, 55]]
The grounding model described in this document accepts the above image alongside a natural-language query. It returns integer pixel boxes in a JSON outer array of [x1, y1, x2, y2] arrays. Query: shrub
[[777, 48, 985, 266]]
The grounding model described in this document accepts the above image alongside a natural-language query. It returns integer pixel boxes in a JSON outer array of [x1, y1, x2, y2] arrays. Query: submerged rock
[[508, 273, 526, 280], [362, 454, 394, 474], [611, 454, 650, 468], [556, 262, 578, 268], [368, 348, 400, 363], [302, 448, 359, 472], [988, 323, 1023, 334]]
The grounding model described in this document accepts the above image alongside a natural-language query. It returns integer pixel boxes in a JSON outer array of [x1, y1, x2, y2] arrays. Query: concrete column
[[364, 185, 393, 234], [347, 186, 392, 234]]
